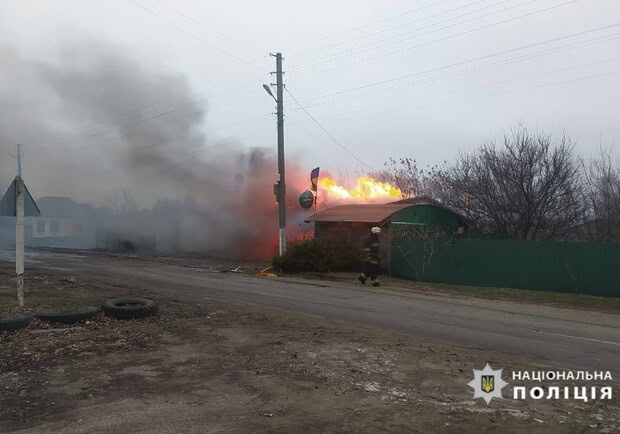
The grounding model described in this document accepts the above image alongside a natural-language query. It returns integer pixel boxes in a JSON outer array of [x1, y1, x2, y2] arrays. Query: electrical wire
[[316, 196, 330, 210], [290, 0, 584, 78], [38, 112, 276, 185], [128, 0, 254, 64], [30, 24, 273, 152], [293, 20, 619, 94], [27, 0, 613, 177], [37, 73, 267, 150], [284, 0, 449, 51], [290, 0, 542, 69], [289, 31, 620, 111], [289, 0, 514, 59], [207, 112, 273, 132], [39, 13, 615, 153], [287, 67, 620, 125], [285, 87, 379, 172], [156, 0, 263, 53], [67, 87, 266, 152], [71, 42, 614, 160], [34, 0, 273, 150], [33, 65, 269, 150], [37, 85, 262, 155]]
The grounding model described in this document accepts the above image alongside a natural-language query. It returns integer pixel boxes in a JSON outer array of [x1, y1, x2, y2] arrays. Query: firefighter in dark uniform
[[358, 226, 382, 287]]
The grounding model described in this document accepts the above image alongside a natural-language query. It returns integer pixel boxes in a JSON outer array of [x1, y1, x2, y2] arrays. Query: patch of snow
[[358, 381, 379, 392], [390, 388, 408, 398]]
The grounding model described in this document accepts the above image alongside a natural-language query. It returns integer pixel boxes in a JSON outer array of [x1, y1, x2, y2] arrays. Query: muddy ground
[[0, 260, 619, 433]]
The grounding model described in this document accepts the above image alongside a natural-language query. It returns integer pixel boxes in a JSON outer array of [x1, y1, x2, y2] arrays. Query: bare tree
[[373, 158, 446, 199], [582, 147, 620, 241], [442, 126, 585, 240], [391, 224, 454, 281], [103, 189, 139, 216]]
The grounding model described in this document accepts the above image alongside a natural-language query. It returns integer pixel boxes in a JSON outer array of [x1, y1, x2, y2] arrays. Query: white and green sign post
[[0, 176, 40, 307]]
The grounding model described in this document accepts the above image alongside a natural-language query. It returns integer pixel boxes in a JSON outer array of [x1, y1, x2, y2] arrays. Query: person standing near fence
[[358, 226, 382, 287]]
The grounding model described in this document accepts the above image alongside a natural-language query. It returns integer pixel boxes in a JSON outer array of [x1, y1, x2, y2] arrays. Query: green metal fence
[[390, 237, 620, 297]]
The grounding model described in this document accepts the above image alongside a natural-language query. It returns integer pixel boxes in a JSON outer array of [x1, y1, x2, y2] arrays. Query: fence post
[[388, 228, 392, 277]]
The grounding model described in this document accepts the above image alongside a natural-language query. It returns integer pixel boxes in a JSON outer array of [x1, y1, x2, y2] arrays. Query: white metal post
[[16, 177, 25, 307]]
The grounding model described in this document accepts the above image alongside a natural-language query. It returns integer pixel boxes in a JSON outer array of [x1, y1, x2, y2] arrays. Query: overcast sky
[[1, 0, 619, 204]]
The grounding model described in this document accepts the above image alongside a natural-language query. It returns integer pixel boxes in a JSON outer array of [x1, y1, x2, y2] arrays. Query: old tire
[[103, 297, 157, 320], [36, 306, 100, 324], [0, 314, 32, 332]]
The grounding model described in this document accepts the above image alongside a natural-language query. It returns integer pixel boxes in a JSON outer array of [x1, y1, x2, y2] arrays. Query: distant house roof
[[305, 203, 413, 224], [36, 196, 94, 219]]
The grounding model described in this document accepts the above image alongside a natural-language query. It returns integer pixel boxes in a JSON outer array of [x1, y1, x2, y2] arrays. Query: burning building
[[305, 196, 470, 271]]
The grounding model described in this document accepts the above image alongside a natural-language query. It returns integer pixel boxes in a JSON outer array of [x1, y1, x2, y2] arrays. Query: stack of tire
[[0, 297, 157, 332]]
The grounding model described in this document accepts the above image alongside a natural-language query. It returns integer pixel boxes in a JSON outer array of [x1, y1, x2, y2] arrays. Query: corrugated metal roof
[[305, 203, 413, 223], [390, 195, 438, 206]]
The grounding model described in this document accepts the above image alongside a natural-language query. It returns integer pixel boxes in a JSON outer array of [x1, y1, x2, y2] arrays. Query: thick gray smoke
[[0, 40, 308, 258]]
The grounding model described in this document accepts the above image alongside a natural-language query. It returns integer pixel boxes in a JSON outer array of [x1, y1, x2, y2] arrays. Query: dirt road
[[24, 249, 620, 374], [1, 250, 619, 433]]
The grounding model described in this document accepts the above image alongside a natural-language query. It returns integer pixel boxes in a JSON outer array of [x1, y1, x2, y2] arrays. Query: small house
[[26, 196, 96, 249], [304, 196, 469, 271]]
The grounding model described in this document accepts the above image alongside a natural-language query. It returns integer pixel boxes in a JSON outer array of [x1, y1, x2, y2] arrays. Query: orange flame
[[318, 176, 402, 203]]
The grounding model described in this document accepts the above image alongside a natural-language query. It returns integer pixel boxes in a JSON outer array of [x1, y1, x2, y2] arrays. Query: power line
[[290, 0, 542, 69], [39, 116, 277, 183], [289, 30, 620, 111], [294, 20, 619, 94], [289, 0, 510, 58], [287, 67, 620, 125], [66, 87, 265, 152], [31, 86, 261, 156], [128, 0, 257, 65], [41, 5, 612, 156], [156, 0, 263, 53], [208, 112, 272, 131], [33, 65, 269, 150], [41, 0, 271, 148], [284, 0, 448, 51], [46, 0, 271, 147], [316, 196, 330, 210], [290, 0, 584, 78], [285, 87, 378, 172], [107, 112, 272, 163], [36, 73, 266, 150]]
